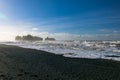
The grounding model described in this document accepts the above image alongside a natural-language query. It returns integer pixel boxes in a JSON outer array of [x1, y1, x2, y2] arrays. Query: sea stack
[[15, 34, 43, 41], [45, 37, 55, 41]]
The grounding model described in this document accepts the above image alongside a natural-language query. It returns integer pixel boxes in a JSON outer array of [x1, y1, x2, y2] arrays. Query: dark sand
[[0, 44, 120, 80]]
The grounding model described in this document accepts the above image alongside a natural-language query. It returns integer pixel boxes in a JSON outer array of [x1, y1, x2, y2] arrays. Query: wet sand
[[0, 44, 120, 80]]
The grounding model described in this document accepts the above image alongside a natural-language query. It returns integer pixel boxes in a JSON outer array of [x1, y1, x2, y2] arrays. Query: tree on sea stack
[[15, 34, 43, 41], [22, 34, 33, 41], [45, 37, 56, 41], [15, 35, 22, 41]]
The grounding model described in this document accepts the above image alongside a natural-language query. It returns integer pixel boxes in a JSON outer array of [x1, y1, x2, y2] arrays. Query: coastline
[[2, 41, 120, 61], [0, 44, 120, 80]]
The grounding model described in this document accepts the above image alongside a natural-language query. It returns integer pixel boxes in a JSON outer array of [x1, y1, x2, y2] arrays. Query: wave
[[1, 40, 120, 61]]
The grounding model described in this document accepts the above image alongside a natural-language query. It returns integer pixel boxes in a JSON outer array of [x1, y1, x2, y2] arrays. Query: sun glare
[[0, 27, 19, 41]]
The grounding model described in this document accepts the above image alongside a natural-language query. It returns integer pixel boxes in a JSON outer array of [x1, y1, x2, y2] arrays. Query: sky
[[0, 0, 120, 41]]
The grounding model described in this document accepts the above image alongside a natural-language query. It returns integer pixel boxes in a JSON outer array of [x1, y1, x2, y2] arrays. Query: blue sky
[[0, 0, 120, 40]]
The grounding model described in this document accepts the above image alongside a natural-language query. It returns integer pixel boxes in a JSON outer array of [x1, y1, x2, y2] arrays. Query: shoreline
[[1, 41, 120, 61], [0, 44, 120, 80], [2, 43, 120, 61]]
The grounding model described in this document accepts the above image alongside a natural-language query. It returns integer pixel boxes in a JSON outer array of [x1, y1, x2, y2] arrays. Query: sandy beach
[[0, 44, 120, 80]]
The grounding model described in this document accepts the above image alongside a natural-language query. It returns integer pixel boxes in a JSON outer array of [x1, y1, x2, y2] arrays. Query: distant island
[[15, 34, 56, 41]]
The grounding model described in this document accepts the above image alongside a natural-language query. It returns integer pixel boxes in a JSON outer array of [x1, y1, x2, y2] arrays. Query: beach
[[0, 44, 120, 80]]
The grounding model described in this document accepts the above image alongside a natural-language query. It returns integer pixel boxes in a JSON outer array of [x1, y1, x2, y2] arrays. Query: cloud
[[0, 25, 120, 41], [0, 21, 120, 41], [80, 34, 120, 40], [16, 30, 120, 40], [113, 30, 119, 33], [99, 29, 113, 33], [99, 29, 120, 34], [32, 27, 39, 31], [0, 9, 120, 41]]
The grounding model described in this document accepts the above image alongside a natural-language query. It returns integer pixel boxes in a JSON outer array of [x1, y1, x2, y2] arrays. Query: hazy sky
[[0, 0, 120, 40]]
